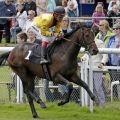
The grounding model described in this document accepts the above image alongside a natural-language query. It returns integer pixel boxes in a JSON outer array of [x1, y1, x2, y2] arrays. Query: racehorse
[[0, 24, 98, 118]]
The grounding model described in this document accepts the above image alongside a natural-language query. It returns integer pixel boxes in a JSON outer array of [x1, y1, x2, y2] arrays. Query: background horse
[[0, 25, 98, 118]]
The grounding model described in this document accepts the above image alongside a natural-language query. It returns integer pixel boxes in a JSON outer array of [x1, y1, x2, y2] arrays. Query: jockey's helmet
[[54, 6, 65, 21]]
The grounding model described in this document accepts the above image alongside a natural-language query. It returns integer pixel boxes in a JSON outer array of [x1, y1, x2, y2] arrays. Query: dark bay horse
[[0, 25, 98, 118]]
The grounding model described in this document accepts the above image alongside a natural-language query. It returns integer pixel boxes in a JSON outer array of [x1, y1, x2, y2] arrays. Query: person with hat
[[107, 22, 120, 99], [32, 6, 65, 64]]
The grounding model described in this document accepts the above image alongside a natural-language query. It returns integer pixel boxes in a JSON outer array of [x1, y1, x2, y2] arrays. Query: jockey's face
[[54, 13, 65, 22]]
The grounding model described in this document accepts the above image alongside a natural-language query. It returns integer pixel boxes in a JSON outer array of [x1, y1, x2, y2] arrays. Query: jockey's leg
[[40, 41, 48, 64]]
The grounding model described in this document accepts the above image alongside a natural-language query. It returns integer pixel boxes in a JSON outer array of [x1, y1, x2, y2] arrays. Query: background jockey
[[32, 6, 65, 64]]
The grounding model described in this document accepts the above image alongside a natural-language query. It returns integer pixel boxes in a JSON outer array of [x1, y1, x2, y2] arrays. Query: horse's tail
[[0, 51, 10, 65]]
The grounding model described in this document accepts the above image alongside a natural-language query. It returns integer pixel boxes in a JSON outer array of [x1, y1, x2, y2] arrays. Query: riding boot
[[40, 46, 48, 64]]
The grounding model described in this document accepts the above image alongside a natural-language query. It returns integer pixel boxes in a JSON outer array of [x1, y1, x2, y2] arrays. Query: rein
[[61, 37, 81, 47]]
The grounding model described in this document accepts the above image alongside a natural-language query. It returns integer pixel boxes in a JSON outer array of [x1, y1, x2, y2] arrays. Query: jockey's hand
[[53, 32, 64, 39]]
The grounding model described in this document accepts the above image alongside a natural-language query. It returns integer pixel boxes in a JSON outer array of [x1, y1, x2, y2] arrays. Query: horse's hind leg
[[17, 73, 45, 117], [21, 79, 39, 118], [22, 76, 46, 108], [10, 66, 39, 118], [70, 73, 95, 101], [55, 74, 73, 106]]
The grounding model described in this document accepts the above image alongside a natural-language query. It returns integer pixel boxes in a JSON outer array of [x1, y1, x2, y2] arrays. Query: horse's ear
[[76, 22, 83, 28], [77, 22, 93, 29]]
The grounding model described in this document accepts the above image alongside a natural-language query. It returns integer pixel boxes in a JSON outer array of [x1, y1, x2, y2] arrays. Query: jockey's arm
[[53, 22, 63, 37], [40, 26, 53, 37], [41, 25, 62, 37]]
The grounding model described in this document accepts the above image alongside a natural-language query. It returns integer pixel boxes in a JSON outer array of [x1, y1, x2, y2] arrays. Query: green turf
[[0, 102, 120, 120]]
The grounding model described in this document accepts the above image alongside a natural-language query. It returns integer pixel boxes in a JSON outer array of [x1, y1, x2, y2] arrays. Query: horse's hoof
[[40, 102, 47, 109], [33, 114, 39, 118], [58, 101, 65, 106]]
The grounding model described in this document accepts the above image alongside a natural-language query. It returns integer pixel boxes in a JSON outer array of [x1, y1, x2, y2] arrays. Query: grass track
[[0, 102, 120, 120]]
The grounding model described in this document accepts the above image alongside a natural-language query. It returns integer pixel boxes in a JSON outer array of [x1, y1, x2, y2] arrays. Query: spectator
[[107, 23, 120, 99], [17, 0, 26, 4], [61, 16, 72, 34], [16, 31, 27, 44], [23, 10, 35, 32], [66, 0, 79, 17], [62, 0, 68, 7], [108, 0, 120, 12], [35, 0, 48, 15], [81, 39, 108, 106], [0, 0, 16, 43], [95, 20, 114, 48], [24, 0, 37, 16], [97, 2, 107, 16], [26, 26, 41, 43], [65, 0, 79, 29], [10, 3, 27, 43], [47, 0, 56, 12], [107, 4, 120, 28], [92, 4, 105, 35], [16, 0, 26, 8], [55, 0, 62, 6]]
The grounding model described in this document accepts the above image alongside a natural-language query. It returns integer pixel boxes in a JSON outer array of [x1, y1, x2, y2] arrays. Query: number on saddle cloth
[[25, 44, 42, 64]]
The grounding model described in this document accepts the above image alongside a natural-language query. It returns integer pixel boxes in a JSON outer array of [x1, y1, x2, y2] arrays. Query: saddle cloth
[[25, 44, 46, 64], [25, 41, 56, 64]]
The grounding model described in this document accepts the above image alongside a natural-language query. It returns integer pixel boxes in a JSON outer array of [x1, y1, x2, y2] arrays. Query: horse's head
[[77, 25, 99, 55]]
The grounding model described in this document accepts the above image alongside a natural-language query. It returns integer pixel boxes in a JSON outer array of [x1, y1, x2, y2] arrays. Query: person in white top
[[108, 0, 120, 12], [36, 0, 48, 15], [23, 10, 35, 32], [81, 39, 108, 106], [10, 3, 27, 43]]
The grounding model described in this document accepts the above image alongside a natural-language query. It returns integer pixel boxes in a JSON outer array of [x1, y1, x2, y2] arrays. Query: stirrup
[[40, 58, 48, 64]]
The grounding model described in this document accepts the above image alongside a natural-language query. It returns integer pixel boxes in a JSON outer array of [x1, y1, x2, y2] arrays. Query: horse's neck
[[65, 37, 80, 60], [68, 44, 80, 59], [56, 35, 80, 61]]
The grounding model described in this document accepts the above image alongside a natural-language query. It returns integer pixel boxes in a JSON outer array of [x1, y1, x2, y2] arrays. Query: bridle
[[61, 28, 95, 51]]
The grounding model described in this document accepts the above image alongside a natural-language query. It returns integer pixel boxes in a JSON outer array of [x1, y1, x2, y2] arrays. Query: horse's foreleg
[[55, 74, 73, 106], [71, 73, 95, 101]]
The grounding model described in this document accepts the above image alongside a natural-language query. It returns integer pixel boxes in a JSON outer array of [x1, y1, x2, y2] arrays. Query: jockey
[[33, 6, 65, 64]]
